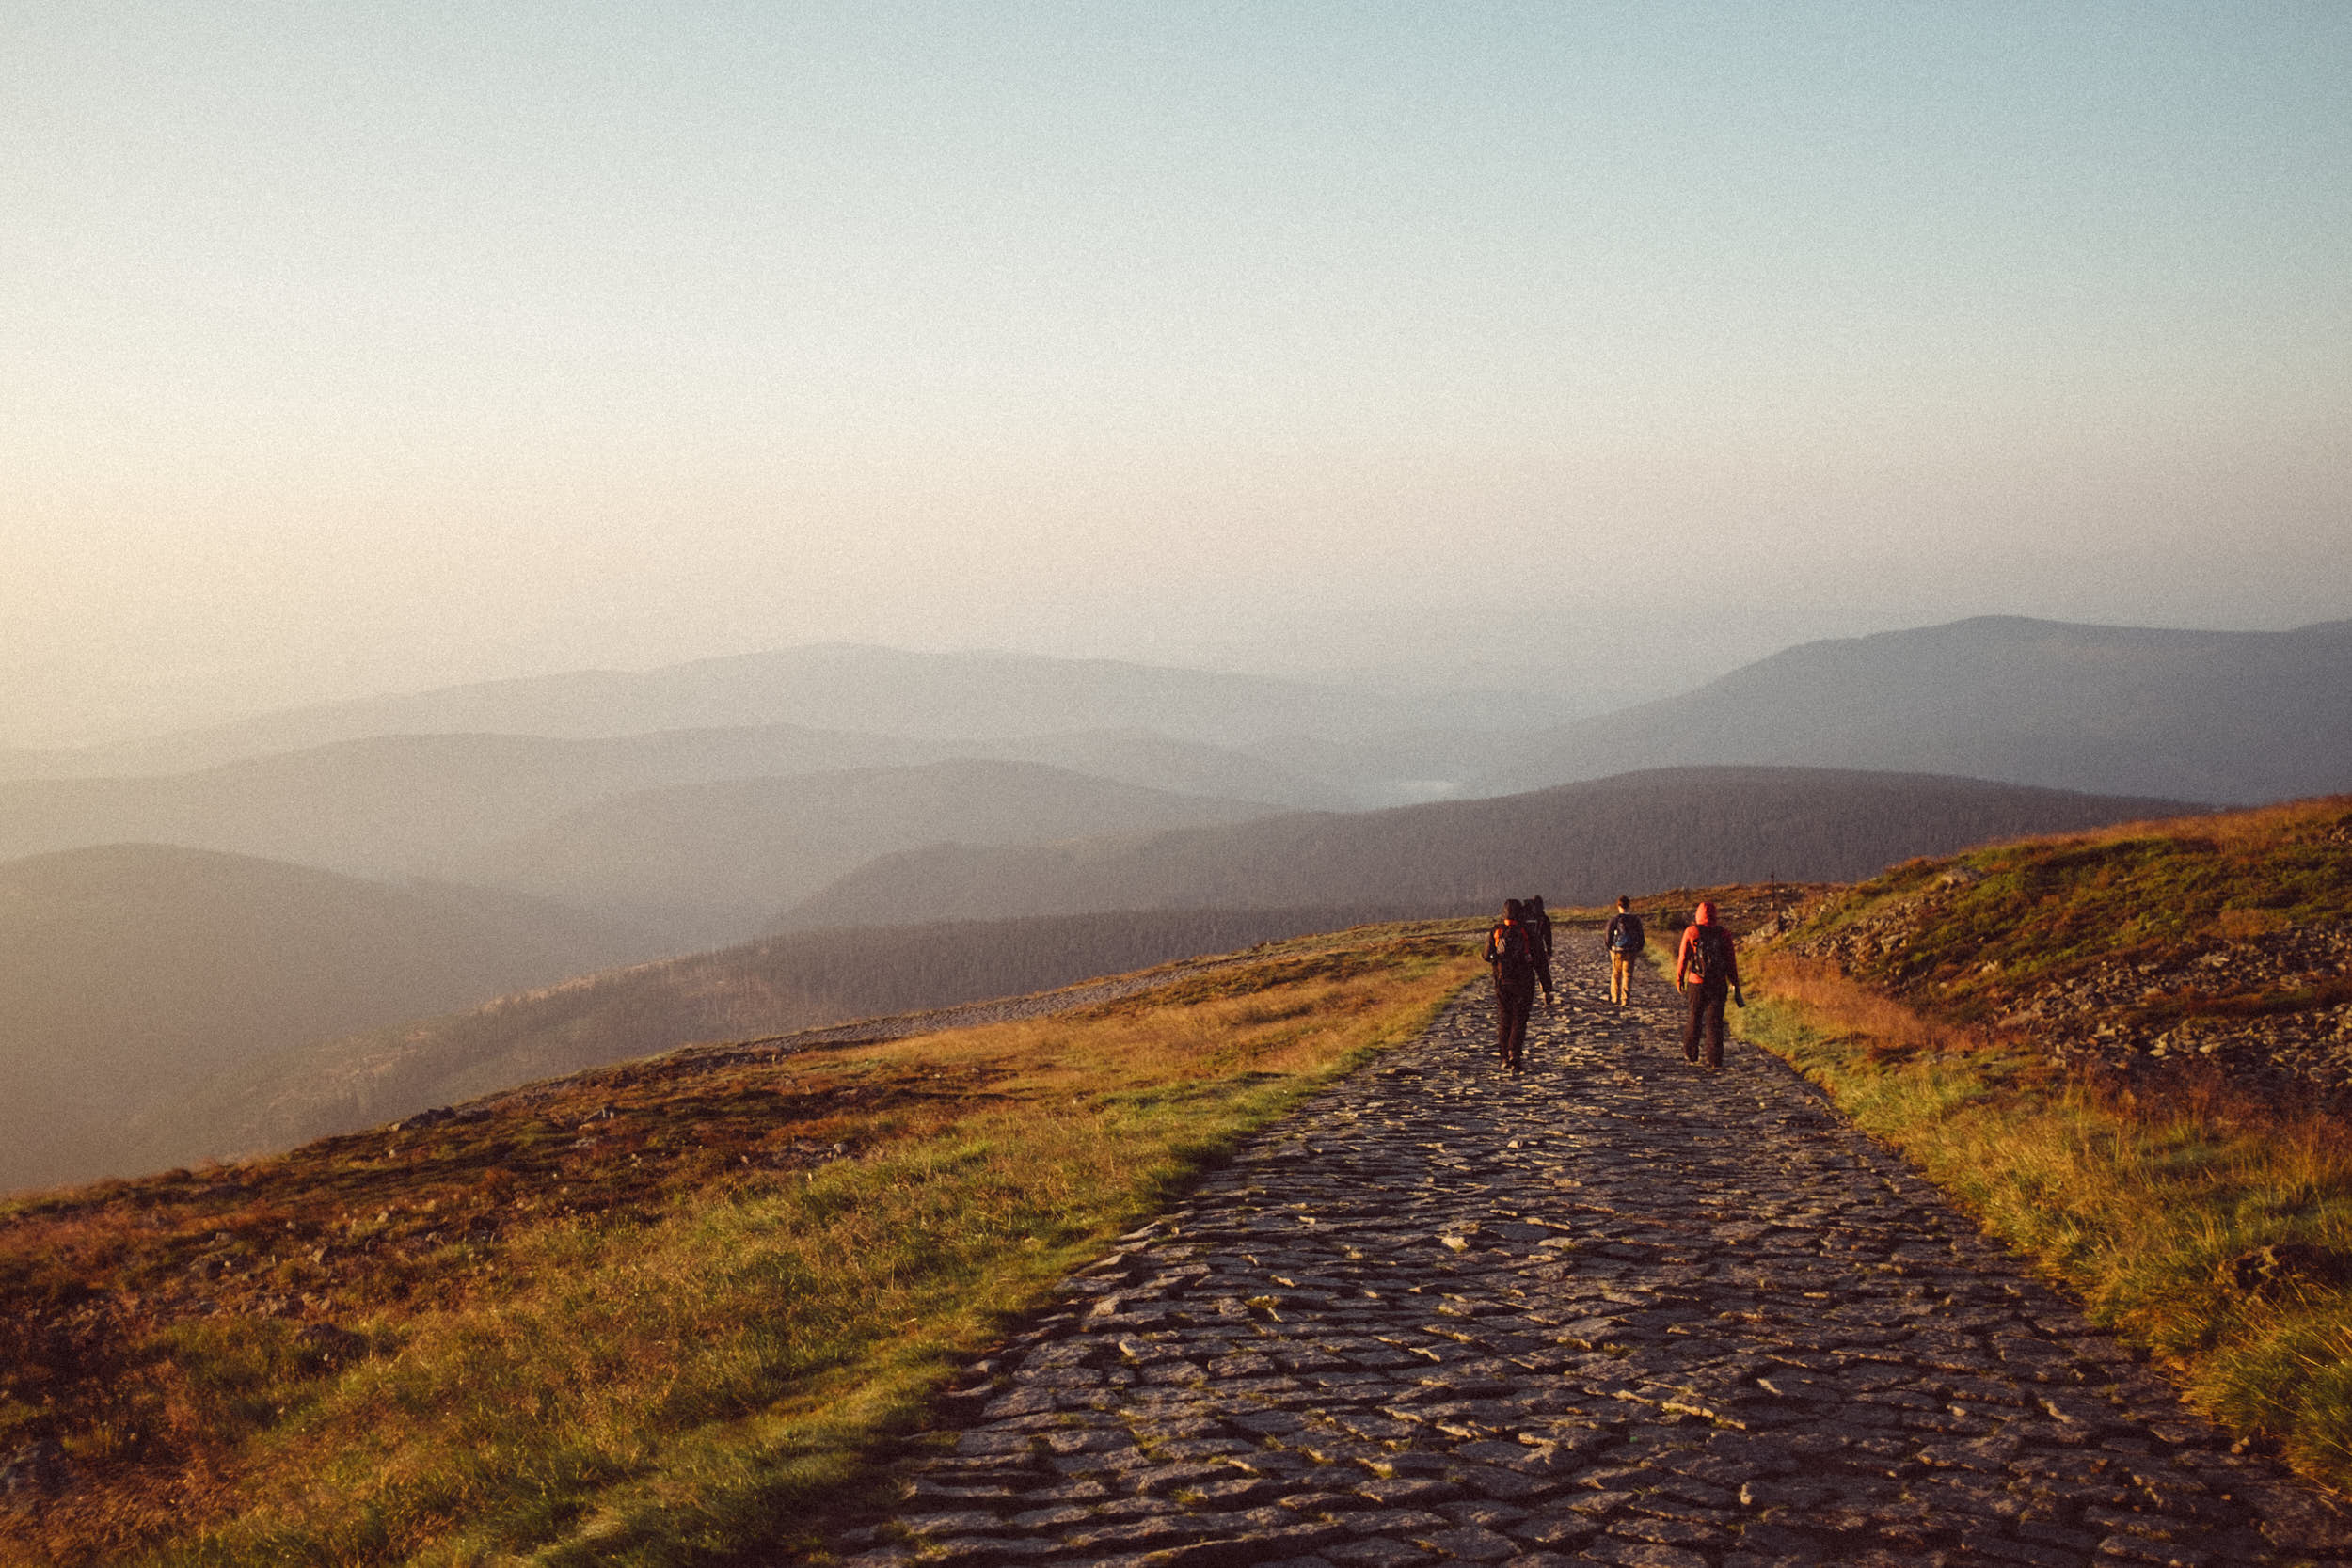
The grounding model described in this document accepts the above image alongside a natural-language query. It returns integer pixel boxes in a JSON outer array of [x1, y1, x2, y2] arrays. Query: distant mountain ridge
[[1, 642, 1581, 779], [462, 758, 1284, 950], [0, 736, 1329, 951], [8, 617, 2337, 811], [780, 765, 2198, 929], [1477, 617, 2352, 804]]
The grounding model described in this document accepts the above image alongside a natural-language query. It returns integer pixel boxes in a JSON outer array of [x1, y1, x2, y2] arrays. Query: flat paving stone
[[822, 946, 2352, 1565]]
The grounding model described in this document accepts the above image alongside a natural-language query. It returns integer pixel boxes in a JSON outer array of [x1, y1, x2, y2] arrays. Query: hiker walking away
[[1483, 898, 1539, 1073], [1674, 900, 1744, 1069], [1524, 895, 1556, 1006], [1603, 895, 1645, 1006]]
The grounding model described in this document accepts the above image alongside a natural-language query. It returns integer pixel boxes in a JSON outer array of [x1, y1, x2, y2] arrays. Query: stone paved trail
[[828, 946, 2352, 1568]]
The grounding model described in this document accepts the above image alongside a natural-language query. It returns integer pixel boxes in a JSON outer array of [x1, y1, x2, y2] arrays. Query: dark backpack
[[1609, 912, 1645, 953], [1684, 923, 1730, 982], [1488, 920, 1534, 971]]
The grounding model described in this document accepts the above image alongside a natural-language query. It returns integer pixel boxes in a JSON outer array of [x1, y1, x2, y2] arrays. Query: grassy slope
[[1713, 798, 2352, 1490], [0, 922, 1479, 1568], [1773, 796, 2352, 1043], [164, 902, 1428, 1179]]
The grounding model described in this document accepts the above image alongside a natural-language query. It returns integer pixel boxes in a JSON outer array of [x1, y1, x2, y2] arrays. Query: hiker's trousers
[[1683, 977, 1729, 1068], [1609, 950, 1634, 1004], [1493, 975, 1535, 1067]]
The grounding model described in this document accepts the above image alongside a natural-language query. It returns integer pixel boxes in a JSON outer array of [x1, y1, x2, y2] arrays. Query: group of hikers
[[1481, 895, 1744, 1072]]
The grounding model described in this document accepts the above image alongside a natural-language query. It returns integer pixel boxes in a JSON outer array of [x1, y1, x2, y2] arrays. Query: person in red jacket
[[1674, 900, 1744, 1069], [1483, 898, 1539, 1073]]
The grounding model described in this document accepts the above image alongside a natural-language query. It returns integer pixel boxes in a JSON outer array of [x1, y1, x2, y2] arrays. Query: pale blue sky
[[4, 3, 2347, 741]]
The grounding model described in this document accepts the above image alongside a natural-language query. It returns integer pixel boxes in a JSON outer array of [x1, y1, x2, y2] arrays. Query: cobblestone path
[[829, 947, 2352, 1568]]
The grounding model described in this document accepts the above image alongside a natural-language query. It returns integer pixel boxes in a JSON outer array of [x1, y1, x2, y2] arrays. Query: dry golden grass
[[1750, 911, 2352, 1504], [1747, 953, 1980, 1059], [0, 924, 1477, 1568]]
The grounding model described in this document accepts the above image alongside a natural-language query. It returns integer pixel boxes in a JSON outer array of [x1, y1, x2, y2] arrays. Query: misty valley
[[3, 618, 2350, 1568], [5, 613, 2346, 1196], [15, 14, 2350, 1560]]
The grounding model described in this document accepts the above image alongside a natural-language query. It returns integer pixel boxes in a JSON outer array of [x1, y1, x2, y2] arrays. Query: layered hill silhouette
[[460, 759, 1285, 949], [0, 727, 914, 877], [7, 764, 2199, 1191], [2, 616, 2328, 1194], [119, 905, 1419, 1182], [0, 845, 654, 1193], [1476, 617, 2352, 804], [3, 643, 1580, 779], [0, 741, 1313, 952], [779, 766, 2196, 928], [14, 618, 2339, 811]]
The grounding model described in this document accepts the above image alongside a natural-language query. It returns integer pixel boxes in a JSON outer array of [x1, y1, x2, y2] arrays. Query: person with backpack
[[1603, 895, 1645, 1006], [1524, 895, 1556, 1006], [1483, 897, 1539, 1073], [1674, 901, 1743, 1069]]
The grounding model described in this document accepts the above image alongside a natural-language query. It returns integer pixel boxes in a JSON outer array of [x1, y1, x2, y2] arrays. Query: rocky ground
[[1779, 880, 2352, 1094], [820, 946, 2352, 1568], [1984, 925, 2352, 1091]]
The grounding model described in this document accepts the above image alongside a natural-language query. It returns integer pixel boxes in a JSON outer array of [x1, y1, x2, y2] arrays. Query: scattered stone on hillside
[[0, 1440, 72, 1498], [2216, 1243, 2352, 1300], [1983, 924, 2352, 1088], [294, 1322, 367, 1367], [823, 948, 2352, 1566], [1786, 883, 2352, 1097]]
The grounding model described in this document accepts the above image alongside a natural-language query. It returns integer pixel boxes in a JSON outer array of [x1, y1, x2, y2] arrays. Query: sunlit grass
[[1736, 947, 2352, 1490], [1788, 796, 2352, 1027], [1, 925, 1478, 1567]]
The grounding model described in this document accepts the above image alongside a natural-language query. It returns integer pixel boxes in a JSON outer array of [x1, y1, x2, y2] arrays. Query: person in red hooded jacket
[[1674, 900, 1743, 1069]]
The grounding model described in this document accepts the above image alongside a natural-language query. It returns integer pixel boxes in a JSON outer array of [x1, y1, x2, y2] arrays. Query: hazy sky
[[5, 2, 2348, 744]]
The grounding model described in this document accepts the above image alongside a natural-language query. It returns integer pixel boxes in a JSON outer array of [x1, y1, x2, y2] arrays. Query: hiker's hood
[[1692, 901, 1716, 924]]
